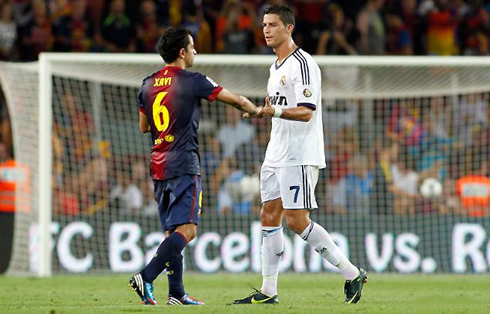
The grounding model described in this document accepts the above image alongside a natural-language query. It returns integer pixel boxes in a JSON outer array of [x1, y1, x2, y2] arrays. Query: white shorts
[[260, 164, 319, 209]]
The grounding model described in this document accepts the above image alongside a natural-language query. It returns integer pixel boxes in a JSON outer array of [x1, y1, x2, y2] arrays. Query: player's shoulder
[[178, 69, 208, 82], [184, 70, 220, 87], [178, 69, 203, 78], [141, 68, 162, 86], [291, 48, 318, 68]]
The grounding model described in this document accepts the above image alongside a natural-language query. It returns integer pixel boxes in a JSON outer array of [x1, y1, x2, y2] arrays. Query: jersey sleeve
[[137, 78, 148, 115], [291, 54, 318, 111], [193, 73, 223, 102]]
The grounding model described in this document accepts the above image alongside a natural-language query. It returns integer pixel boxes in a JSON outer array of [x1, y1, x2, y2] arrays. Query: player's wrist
[[273, 107, 282, 118]]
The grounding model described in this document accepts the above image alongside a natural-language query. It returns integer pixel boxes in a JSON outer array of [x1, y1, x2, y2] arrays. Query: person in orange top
[[0, 143, 29, 213], [0, 143, 14, 212], [456, 174, 490, 217]]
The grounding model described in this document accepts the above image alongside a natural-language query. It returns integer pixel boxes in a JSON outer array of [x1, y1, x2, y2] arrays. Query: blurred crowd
[[2, 84, 490, 216], [2, 0, 490, 217], [41, 90, 490, 217], [2, 0, 490, 61]]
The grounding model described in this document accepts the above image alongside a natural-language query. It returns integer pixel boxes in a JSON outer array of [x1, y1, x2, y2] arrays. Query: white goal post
[[1, 53, 490, 277]]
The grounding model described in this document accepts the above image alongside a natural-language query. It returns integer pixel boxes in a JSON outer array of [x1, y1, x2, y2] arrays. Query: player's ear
[[179, 47, 186, 59]]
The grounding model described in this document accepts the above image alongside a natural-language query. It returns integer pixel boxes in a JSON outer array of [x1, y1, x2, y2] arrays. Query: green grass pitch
[[1, 273, 489, 313]]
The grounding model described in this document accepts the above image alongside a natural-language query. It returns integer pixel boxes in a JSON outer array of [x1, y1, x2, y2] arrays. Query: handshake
[[242, 97, 279, 119]]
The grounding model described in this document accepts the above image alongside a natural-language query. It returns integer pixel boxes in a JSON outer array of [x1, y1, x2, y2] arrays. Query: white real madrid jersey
[[264, 48, 326, 169]]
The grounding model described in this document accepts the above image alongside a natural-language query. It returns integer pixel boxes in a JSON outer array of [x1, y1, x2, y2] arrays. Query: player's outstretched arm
[[250, 97, 313, 122], [215, 88, 259, 116]]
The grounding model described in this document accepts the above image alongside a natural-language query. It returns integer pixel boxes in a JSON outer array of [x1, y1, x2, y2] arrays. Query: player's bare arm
[[216, 88, 260, 115], [139, 112, 150, 133], [251, 97, 312, 122]]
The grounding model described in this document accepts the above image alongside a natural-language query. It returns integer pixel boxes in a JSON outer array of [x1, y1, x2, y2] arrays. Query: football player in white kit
[[234, 5, 367, 305]]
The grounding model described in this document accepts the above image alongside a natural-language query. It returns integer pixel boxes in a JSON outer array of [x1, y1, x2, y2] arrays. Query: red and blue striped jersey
[[138, 66, 222, 180]]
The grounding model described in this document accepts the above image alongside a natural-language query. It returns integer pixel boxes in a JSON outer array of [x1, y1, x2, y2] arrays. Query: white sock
[[300, 222, 359, 281], [260, 226, 284, 296]]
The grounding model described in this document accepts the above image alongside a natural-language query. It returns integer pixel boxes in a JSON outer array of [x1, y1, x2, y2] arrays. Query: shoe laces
[[248, 288, 261, 297]]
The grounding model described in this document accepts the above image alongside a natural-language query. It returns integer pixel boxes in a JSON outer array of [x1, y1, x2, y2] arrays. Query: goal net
[[1, 54, 490, 276]]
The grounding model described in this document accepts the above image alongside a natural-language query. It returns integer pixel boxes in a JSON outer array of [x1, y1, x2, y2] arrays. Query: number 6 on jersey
[[153, 91, 170, 132]]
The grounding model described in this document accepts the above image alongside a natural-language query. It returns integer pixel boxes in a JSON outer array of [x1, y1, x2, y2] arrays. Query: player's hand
[[260, 97, 275, 118], [242, 106, 260, 119]]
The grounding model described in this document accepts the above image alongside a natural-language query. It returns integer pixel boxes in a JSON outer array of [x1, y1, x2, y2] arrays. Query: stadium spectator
[[398, 0, 423, 54], [293, 0, 329, 53], [101, 0, 136, 53], [110, 158, 155, 215], [316, 4, 357, 55], [452, 93, 487, 147], [52, 0, 96, 52], [0, 2, 17, 61], [217, 105, 255, 158], [181, 1, 212, 54], [215, 119, 264, 215], [0, 142, 15, 213], [3, 0, 490, 59], [389, 146, 420, 215], [18, 0, 53, 61], [427, 96, 451, 140], [387, 100, 427, 153], [215, 0, 255, 53], [135, 0, 164, 53], [423, 0, 458, 55], [85, 0, 105, 26], [460, 4, 490, 56], [327, 126, 359, 215], [52, 124, 82, 215], [333, 155, 373, 214], [323, 100, 359, 161], [11, 0, 34, 27], [48, 0, 71, 23], [201, 0, 222, 52], [223, 0, 255, 54], [55, 92, 95, 164], [370, 138, 395, 214], [356, 0, 386, 55], [385, 6, 413, 55], [0, 96, 12, 157], [456, 160, 490, 217]]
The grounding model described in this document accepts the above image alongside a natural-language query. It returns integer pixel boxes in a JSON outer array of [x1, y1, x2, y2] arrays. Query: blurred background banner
[[27, 214, 490, 274]]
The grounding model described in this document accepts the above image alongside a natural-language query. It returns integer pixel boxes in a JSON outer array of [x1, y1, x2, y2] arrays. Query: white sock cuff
[[299, 222, 315, 241], [262, 226, 283, 237]]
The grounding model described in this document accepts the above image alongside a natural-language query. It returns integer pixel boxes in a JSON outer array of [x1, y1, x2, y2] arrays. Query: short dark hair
[[157, 27, 191, 64], [263, 5, 295, 27]]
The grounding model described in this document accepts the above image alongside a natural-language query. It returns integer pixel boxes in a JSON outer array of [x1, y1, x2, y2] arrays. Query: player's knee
[[285, 216, 303, 234], [175, 224, 197, 242], [261, 200, 283, 225], [285, 213, 310, 235], [260, 209, 281, 226], [185, 227, 197, 242]]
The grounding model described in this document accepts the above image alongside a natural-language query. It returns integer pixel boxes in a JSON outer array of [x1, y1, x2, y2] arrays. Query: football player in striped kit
[[234, 5, 367, 305]]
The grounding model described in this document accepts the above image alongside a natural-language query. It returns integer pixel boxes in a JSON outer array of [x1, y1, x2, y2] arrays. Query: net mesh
[[1, 55, 490, 275]]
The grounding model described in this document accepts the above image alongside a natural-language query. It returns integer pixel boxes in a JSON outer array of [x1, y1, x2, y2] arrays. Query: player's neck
[[274, 39, 297, 64], [166, 60, 186, 69]]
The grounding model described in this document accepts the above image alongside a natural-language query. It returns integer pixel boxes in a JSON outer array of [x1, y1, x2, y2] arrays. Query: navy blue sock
[[141, 232, 187, 283], [167, 254, 185, 298]]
